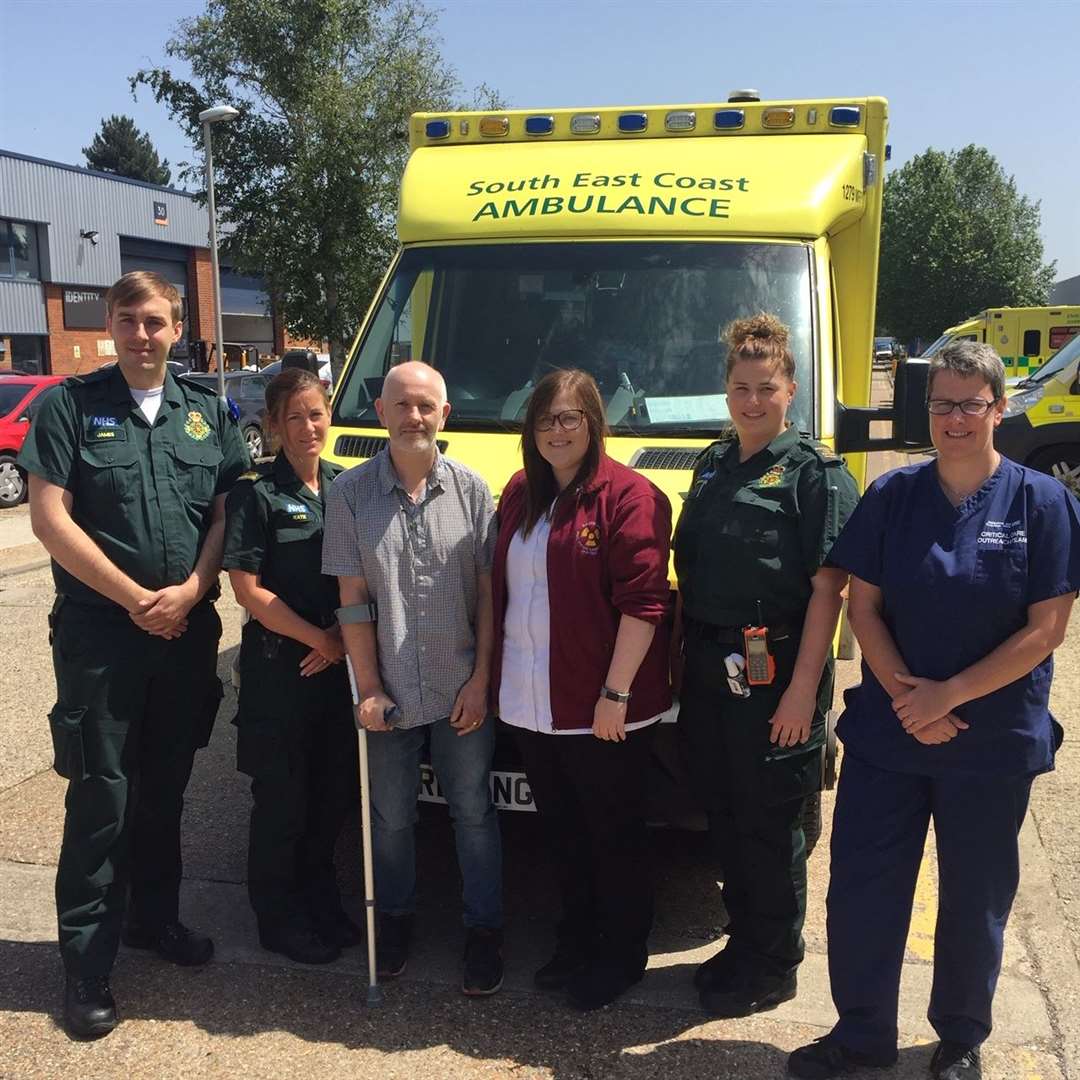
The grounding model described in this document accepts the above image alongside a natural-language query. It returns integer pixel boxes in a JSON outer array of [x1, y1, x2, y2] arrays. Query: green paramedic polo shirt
[[222, 452, 344, 627], [673, 425, 860, 629], [18, 364, 249, 607]]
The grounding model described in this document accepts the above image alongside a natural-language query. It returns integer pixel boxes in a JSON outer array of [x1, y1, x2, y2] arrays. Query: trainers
[[462, 927, 504, 996], [700, 969, 797, 1018], [376, 913, 413, 978], [788, 1033, 897, 1079], [930, 1041, 981, 1079], [122, 920, 214, 967], [64, 975, 118, 1039], [534, 942, 587, 991], [259, 920, 340, 965]]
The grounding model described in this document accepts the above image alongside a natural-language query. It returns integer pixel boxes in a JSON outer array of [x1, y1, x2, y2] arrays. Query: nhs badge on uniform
[[286, 501, 310, 522], [89, 416, 122, 440]]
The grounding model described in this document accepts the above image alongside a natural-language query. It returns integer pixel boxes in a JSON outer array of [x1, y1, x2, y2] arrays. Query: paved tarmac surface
[[1, 414, 1078, 1079]]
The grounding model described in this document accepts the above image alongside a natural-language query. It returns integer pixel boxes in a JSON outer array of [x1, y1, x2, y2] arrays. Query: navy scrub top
[[828, 457, 1080, 778]]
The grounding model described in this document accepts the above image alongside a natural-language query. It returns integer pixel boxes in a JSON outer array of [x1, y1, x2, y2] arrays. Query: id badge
[[743, 626, 776, 686], [724, 653, 751, 698]]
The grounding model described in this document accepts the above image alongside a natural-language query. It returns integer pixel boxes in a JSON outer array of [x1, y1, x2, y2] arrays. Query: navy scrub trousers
[[827, 753, 1033, 1052]]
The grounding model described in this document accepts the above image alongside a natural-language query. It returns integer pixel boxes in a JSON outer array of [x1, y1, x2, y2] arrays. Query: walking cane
[[346, 657, 383, 1006]]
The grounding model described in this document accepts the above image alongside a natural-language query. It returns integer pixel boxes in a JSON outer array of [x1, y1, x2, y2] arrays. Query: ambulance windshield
[[334, 241, 813, 435]]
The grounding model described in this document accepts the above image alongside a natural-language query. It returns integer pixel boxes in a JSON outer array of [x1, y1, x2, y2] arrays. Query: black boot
[[122, 920, 214, 967], [259, 919, 340, 964], [64, 975, 118, 1039]]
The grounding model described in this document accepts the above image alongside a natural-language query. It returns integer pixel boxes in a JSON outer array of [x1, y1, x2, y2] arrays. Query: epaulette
[[235, 462, 275, 484], [176, 372, 220, 396], [803, 437, 845, 466], [64, 365, 115, 387]]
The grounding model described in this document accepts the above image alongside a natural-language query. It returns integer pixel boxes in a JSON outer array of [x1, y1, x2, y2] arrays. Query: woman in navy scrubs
[[789, 342, 1080, 1080]]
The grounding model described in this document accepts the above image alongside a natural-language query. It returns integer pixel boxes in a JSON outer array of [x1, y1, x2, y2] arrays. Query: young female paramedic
[[672, 314, 859, 1019], [223, 368, 361, 966], [788, 341, 1080, 1080]]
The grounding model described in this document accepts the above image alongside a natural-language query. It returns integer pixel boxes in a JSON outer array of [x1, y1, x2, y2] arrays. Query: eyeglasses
[[535, 409, 585, 432], [927, 398, 998, 416]]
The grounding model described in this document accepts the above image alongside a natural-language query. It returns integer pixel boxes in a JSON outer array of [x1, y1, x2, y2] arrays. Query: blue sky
[[3, 0, 1077, 278]]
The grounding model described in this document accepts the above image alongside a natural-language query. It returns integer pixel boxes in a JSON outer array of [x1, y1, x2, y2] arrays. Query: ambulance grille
[[334, 435, 448, 459], [629, 447, 704, 471]]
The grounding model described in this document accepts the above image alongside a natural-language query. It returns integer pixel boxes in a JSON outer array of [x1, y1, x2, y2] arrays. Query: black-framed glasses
[[927, 398, 997, 416], [535, 409, 586, 432]]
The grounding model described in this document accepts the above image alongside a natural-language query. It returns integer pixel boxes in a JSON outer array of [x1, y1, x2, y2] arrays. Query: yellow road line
[[907, 835, 938, 961]]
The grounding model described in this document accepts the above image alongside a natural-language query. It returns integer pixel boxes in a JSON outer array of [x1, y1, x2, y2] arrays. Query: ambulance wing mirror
[[835, 358, 932, 453]]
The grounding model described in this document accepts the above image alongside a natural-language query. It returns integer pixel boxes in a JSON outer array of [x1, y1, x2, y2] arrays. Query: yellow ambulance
[[327, 94, 906, 510], [922, 306, 1080, 379], [325, 94, 924, 821], [996, 327, 1080, 492]]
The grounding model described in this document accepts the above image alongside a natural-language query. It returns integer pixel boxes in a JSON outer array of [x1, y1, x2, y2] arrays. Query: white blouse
[[498, 514, 661, 736]]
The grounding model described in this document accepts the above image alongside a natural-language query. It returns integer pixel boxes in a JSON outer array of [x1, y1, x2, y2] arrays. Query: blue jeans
[[365, 717, 502, 929]]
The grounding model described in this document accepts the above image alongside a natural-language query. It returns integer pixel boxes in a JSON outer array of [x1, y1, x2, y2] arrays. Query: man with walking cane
[[323, 361, 503, 996]]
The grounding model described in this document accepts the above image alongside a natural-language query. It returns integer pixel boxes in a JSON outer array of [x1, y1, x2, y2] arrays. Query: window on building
[[0, 219, 41, 280], [0, 335, 48, 374], [1022, 329, 1041, 357]]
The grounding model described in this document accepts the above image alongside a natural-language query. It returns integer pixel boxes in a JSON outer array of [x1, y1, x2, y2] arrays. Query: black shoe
[[534, 943, 587, 991], [122, 920, 214, 967], [64, 975, 118, 1039], [566, 964, 644, 1011], [700, 969, 797, 1018], [259, 921, 341, 965], [930, 1041, 981, 1079], [462, 927, 503, 996], [376, 913, 413, 978], [788, 1033, 898, 1079], [312, 908, 365, 949], [693, 947, 738, 992]]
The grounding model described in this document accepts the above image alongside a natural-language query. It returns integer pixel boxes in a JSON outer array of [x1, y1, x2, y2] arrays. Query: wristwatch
[[600, 686, 632, 704]]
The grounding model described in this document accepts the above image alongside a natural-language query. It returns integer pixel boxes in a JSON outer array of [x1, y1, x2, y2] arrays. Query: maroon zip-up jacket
[[491, 455, 673, 731]]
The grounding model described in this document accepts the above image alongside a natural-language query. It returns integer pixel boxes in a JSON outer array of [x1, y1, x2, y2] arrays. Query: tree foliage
[[83, 115, 172, 186], [877, 146, 1057, 347], [133, 0, 495, 373]]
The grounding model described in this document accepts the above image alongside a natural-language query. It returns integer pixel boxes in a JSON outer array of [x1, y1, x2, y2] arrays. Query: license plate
[[417, 763, 536, 812]]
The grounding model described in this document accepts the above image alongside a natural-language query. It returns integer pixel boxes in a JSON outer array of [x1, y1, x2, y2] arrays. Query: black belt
[[683, 616, 799, 646]]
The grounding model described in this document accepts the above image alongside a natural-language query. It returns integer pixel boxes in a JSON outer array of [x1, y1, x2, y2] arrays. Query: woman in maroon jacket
[[491, 368, 673, 1011]]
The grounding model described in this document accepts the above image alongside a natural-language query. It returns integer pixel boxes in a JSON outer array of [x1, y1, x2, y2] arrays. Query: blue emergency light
[[618, 112, 648, 133], [829, 106, 861, 127], [714, 109, 745, 130], [425, 119, 451, 139], [525, 115, 555, 136]]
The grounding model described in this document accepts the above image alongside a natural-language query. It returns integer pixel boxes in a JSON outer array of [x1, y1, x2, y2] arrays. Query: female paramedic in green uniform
[[223, 367, 360, 965], [673, 313, 859, 1019]]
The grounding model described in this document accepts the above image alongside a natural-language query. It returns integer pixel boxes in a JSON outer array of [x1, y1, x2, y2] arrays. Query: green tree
[[83, 115, 172, 186], [877, 145, 1056, 347], [133, 0, 494, 376]]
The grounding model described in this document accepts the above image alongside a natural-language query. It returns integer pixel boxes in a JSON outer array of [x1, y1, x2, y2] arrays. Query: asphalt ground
[[1, 394, 1079, 1079]]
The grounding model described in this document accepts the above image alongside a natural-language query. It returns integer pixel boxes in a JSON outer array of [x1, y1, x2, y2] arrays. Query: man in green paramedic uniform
[[19, 271, 248, 1038]]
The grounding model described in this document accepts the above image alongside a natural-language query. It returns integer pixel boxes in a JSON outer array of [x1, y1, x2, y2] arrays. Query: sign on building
[[62, 288, 107, 329]]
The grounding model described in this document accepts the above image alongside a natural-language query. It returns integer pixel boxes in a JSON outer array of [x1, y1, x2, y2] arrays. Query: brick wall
[[43, 284, 116, 376], [188, 248, 216, 342], [273, 313, 326, 356]]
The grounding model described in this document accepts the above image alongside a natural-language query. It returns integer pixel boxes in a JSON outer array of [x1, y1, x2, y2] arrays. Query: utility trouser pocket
[[49, 705, 87, 780]]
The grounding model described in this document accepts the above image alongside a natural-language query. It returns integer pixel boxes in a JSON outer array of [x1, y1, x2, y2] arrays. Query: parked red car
[[0, 374, 64, 508]]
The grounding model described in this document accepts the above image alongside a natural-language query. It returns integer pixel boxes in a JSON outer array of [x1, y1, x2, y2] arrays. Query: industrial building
[[0, 149, 310, 375]]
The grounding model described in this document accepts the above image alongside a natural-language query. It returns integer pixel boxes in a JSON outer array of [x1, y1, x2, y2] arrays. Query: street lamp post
[[198, 104, 240, 401]]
